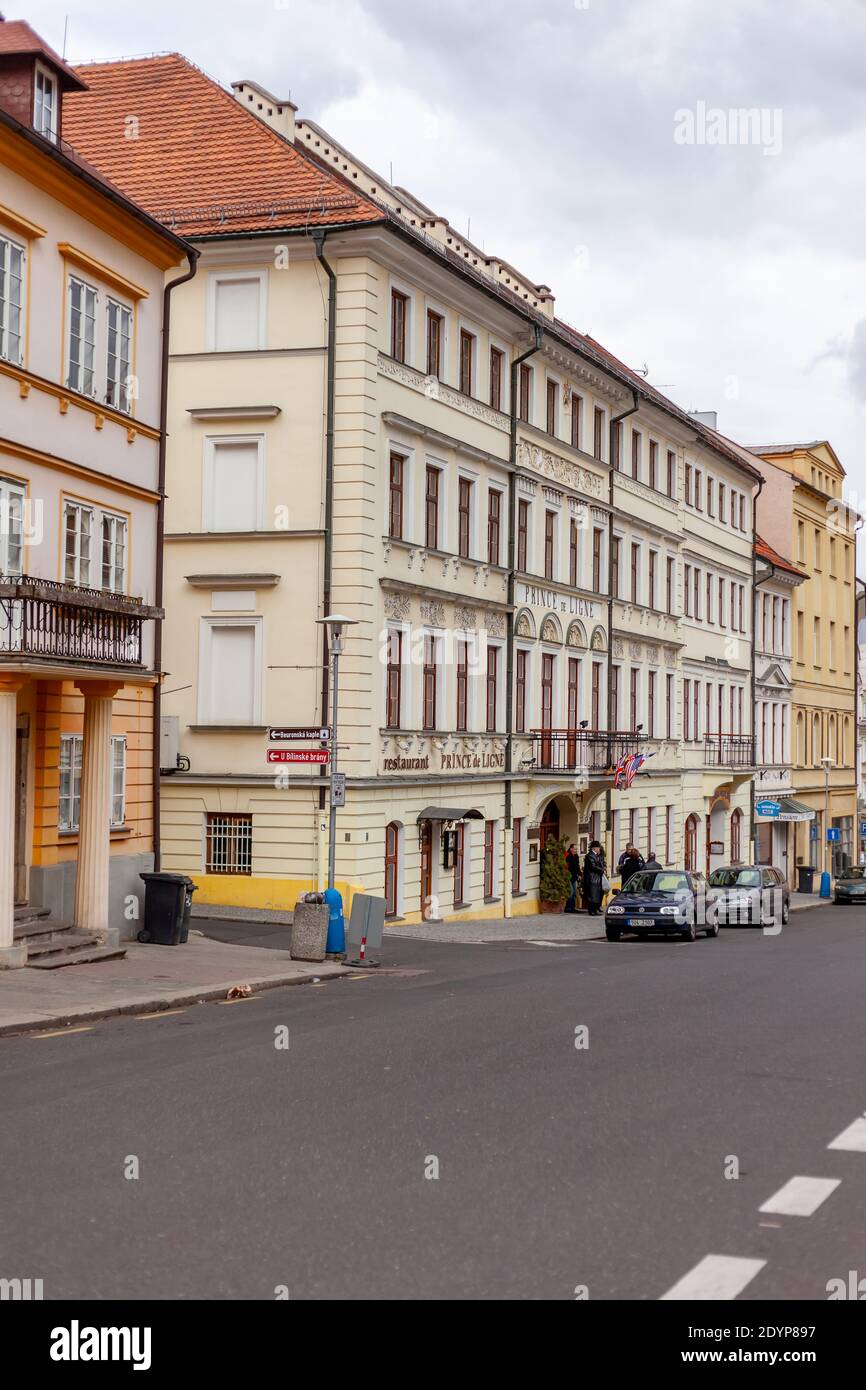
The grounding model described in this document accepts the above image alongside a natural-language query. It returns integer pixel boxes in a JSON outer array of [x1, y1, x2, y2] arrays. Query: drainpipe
[[313, 232, 337, 821], [749, 475, 765, 864], [153, 247, 199, 871], [604, 391, 639, 858], [504, 326, 543, 915]]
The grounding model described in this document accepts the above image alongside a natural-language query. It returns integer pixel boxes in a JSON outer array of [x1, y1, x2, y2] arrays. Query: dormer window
[[34, 63, 58, 143]]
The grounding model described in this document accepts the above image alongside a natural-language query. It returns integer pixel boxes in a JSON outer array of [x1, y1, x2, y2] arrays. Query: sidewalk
[[0, 931, 349, 1037]]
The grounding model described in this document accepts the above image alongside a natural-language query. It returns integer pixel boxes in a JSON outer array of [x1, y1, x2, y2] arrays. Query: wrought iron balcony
[[0, 574, 160, 669], [529, 727, 646, 774], [703, 733, 756, 768]]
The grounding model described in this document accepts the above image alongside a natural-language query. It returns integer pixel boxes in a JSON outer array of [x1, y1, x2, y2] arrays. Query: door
[[567, 658, 580, 766], [14, 714, 29, 905], [384, 822, 399, 917], [419, 819, 433, 918], [684, 814, 699, 872], [453, 823, 465, 906], [540, 801, 560, 851]]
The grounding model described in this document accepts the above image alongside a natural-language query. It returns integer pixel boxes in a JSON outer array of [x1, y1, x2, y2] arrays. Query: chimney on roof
[[689, 409, 718, 431], [231, 79, 296, 142]]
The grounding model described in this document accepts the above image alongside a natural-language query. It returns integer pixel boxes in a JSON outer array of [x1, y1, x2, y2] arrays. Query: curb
[[0, 965, 352, 1039]]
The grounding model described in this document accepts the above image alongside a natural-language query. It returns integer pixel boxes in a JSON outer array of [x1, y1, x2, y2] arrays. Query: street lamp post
[[317, 614, 357, 891], [819, 754, 834, 881]]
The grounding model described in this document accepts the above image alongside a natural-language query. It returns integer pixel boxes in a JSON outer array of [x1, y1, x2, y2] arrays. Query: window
[[739, 494, 746, 531], [666, 449, 676, 497], [425, 465, 440, 550], [422, 635, 438, 730], [569, 519, 579, 588], [388, 452, 404, 540], [110, 735, 127, 827], [694, 470, 703, 511], [512, 818, 523, 892], [101, 512, 127, 593], [459, 328, 475, 395], [426, 309, 443, 378], [665, 805, 673, 864], [486, 645, 498, 731], [707, 477, 714, 517], [684, 814, 699, 872], [63, 500, 92, 586], [384, 822, 400, 916], [517, 499, 530, 571], [487, 489, 502, 566], [612, 420, 623, 470], [67, 276, 97, 395], [456, 640, 469, 732], [0, 234, 24, 365], [648, 550, 658, 609], [666, 672, 674, 738], [59, 733, 83, 831], [666, 556, 674, 614], [629, 667, 639, 729], [683, 679, 691, 739], [518, 363, 532, 422], [719, 483, 726, 522], [630, 542, 640, 604], [105, 299, 132, 411], [484, 820, 496, 899], [631, 428, 641, 480], [546, 378, 558, 436], [489, 346, 504, 410], [685, 463, 692, 506], [731, 808, 742, 863], [541, 653, 554, 740], [567, 657, 581, 737], [453, 823, 466, 905], [648, 440, 658, 490], [611, 536, 621, 598], [591, 661, 601, 727], [206, 812, 253, 875], [458, 478, 473, 558], [0, 476, 25, 575], [693, 566, 701, 618], [706, 571, 713, 622], [683, 564, 691, 617], [203, 436, 263, 532], [592, 527, 603, 592], [571, 395, 582, 450], [718, 576, 725, 627], [200, 619, 260, 725], [610, 665, 620, 728], [210, 271, 266, 351], [515, 648, 527, 733], [386, 628, 402, 728], [34, 64, 58, 142], [544, 510, 556, 581], [391, 288, 408, 362], [593, 406, 605, 461]]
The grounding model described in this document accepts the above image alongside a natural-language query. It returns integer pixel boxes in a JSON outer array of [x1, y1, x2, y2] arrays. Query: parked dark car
[[706, 865, 789, 928], [605, 869, 715, 942], [834, 866, 866, 904]]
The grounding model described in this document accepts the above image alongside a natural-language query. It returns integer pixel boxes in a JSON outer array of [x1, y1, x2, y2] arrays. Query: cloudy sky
[[25, 0, 866, 521]]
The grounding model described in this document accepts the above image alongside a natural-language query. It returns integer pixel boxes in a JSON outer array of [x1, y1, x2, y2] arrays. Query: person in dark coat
[[583, 841, 607, 916], [618, 844, 645, 887], [644, 850, 662, 871], [565, 842, 582, 912]]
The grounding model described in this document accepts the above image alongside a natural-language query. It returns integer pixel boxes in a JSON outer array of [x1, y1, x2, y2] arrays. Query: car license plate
[[629, 918, 649, 927]]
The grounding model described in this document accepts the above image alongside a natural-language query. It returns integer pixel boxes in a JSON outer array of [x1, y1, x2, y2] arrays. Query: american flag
[[612, 750, 654, 788]]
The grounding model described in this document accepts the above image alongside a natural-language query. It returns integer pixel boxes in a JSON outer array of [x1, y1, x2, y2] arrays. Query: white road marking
[[660, 1254, 766, 1301], [828, 1116, 866, 1152], [759, 1175, 840, 1216]]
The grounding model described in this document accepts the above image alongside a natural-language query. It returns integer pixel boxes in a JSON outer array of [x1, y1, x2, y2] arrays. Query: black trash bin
[[138, 872, 195, 944], [797, 864, 815, 894]]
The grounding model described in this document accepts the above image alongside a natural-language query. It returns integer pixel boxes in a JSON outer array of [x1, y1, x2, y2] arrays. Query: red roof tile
[[0, 18, 86, 88], [755, 535, 802, 577], [62, 54, 383, 236]]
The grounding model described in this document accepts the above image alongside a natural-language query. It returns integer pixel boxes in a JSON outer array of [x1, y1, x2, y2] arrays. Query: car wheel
[[706, 919, 719, 937], [683, 919, 697, 941], [606, 926, 621, 942], [781, 901, 790, 924]]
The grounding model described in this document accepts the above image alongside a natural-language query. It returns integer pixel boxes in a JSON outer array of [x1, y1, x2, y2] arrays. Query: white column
[[0, 678, 26, 967], [73, 681, 121, 940]]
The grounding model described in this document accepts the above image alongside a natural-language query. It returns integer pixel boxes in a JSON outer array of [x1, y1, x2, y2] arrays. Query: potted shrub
[[538, 835, 572, 913]]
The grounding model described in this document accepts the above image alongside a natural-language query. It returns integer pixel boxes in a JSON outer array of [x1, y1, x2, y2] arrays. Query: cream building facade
[[67, 56, 764, 922]]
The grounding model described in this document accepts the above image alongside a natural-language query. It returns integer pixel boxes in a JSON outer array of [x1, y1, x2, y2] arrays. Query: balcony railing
[[703, 733, 755, 768], [0, 574, 159, 669], [530, 728, 645, 774]]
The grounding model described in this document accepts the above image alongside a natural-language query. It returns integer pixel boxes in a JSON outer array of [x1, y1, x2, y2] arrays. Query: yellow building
[[751, 443, 857, 879]]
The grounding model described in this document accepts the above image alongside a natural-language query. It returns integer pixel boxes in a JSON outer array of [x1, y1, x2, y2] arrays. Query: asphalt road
[[2, 904, 865, 1301]]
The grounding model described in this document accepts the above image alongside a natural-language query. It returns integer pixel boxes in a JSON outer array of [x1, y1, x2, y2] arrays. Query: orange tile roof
[[0, 18, 86, 88], [62, 54, 383, 236], [755, 534, 802, 577]]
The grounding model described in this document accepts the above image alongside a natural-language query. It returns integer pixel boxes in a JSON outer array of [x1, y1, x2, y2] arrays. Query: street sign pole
[[327, 644, 339, 892]]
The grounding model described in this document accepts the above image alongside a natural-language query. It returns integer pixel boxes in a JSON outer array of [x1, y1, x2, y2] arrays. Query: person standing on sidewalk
[[618, 843, 645, 887], [565, 843, 582, 913], [583, 841, 607, 916]]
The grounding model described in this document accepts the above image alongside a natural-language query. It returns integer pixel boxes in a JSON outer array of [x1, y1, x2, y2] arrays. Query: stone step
[[27, 944, 127, 970], [13, 920, 68, 943], [13, 907, 52, 929], [25, 930, 101, 958]]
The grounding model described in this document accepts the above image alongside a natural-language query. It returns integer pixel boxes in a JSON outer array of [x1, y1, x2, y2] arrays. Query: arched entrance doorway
[[684, 813, 699, 872], [384, 822, 400, 917], [539, 801, 561, 850], [419, 819, 433, 918], [707, 798, 727, 875]]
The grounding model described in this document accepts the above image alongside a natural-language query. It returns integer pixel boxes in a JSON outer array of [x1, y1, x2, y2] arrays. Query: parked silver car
[[706, 865, 789, 928]]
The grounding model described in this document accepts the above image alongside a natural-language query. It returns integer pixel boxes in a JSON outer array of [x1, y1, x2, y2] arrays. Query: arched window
[[384, 822, 400, 917], [731, 808, 742, 863], [684, 814, 699, 872], [796, 712, 805, 766], [813, 713, 821, 761]]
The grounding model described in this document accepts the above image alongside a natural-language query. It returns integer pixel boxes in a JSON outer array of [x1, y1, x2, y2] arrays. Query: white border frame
[[207, 268, 268, 352]]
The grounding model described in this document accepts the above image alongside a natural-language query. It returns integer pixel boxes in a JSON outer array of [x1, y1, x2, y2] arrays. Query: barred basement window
[[206, 813, 253, 874]]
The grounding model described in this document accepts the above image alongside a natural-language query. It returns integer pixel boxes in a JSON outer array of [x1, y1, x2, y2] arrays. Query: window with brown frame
[[739, 493, 746, 531], [693, 566, 701, 618], [630, 542, 640, 604], [647, 669, 656, 736], [629, 667, 639, 730], [694, 470, 703, 511], [592, 527, 603, 592], [718, 482, 726, 522], [426, 308, 443, 378], [489, 345, 504, 410], [488, 489, 502, 566], [684, 564, 692, 616], [458, 477, 472, 558], [519, 362, 532, 422], [385, 627, 402, 728], [388, 452, 404, 540], [391, 288, 408, 362], [484, 820, 496, 899], [569, 519, 579, 588], [486, 645, 498, 731], [610, 664, 620, 729], [631, 428, 641, 480], [422, 634, 437, 731], [706, 571, 713, 622], [666, 673, 673, 738], [512, 818, 522, 892], [456, 639, 469, 732], [571, 395, 582, 449], [666, 555, 674, 614], [544, 509, 556, 580], [593, 406, 605, 461], [683, 678, 691, 739], [648, 549, 657, 609], [515, 648, 527, 733], [459, 328, 475, 396], [666, 448, 676, 497], [384, 822, 399, 916], [425, 465, 440, 550], [707, 476, 714, 517], [546, 378, 558, 436], [612, 419, 623, 470], [718, 575, 725, 626], [685, 462, 693, 506], [453, 823, 466, 906], [517, 498, 530, 571], [591, 660, 601, 728], [648, 439, 658, 490], [611, 535, 621, 598]]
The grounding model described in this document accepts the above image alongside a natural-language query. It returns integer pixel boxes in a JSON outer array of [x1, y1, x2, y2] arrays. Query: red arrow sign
[[267, 749, 330, 764]]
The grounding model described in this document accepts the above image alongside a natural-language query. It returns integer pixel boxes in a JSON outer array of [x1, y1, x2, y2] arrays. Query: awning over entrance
[[416, 806, 483, 823], [754, 796, 815, 822]]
